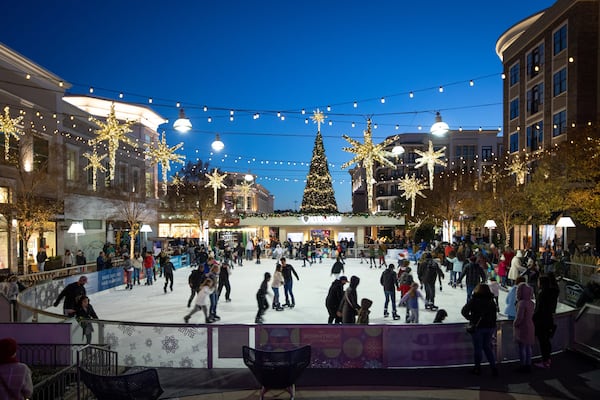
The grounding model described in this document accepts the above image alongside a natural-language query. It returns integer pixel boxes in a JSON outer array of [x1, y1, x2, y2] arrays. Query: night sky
[[0, 0, 556, 210]]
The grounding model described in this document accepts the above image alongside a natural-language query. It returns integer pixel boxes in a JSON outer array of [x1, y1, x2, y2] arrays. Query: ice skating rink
[[52, 256, 571, 325]]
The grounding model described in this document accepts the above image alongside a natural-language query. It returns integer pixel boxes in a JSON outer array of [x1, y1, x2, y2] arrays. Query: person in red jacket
[[143, 251, 154, 285]]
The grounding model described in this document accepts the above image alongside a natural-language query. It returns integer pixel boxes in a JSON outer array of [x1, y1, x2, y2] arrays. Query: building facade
[[496, 0, 600, 156]]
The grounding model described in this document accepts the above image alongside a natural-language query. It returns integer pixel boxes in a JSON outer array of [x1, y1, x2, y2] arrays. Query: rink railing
[[16, 272, 583, 369]]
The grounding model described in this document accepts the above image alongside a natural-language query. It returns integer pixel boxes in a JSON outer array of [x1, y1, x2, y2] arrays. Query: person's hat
[[0, 338, 17, 363], [339, 276, 348, 282]]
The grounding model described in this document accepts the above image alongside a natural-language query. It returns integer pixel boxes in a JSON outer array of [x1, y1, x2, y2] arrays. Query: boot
[[392, 312, 400, 320], [384, 310, 389, 318]]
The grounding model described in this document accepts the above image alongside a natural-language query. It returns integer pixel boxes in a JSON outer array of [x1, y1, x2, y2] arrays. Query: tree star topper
[[89, 103, 136, 181], [0, 106, 24, 160], [145, 131, 186, 195], [311, 109, 326, 131], [205, 168, 228, 205], [341, 119, 397, 213], [398, 174, 427, 217], [414, 140, 447, 190], [83, 147, 107, 192]]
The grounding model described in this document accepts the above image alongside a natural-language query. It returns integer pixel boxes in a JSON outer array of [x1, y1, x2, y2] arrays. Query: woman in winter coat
[[445, 250, 464, 288], [461, 283, 498, 376], [508, 250, 525, 285], [496, 255, 508, 288], [533, 274, 560, 369], [271, 264, 285, 311], [76, 296, 99, 344], [339, 276, 360, 324], [513, 283, 535, 372]]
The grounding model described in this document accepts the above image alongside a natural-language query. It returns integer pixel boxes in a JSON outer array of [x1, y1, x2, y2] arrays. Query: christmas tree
[[300, 111, 338, 213]]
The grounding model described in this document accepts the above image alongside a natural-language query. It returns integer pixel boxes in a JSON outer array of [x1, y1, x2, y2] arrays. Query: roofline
[[495, 10, 546, 61], [0, 42, 71, 90]]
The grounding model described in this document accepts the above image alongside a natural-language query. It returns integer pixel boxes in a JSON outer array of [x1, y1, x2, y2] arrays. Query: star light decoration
[[83, 146, 107, 191], [145, 132, 185, 195], [398, 174, 428, 217], [505, 155, 529, 185], [311, 108, 326, 131], [414, 140, 447, 190], [342, 119, 397, 212], [170, 173, 184, 196], [89, 103, 136, 181], [235, 181, 253, 211], [205, 168, 227, 205], [483, 164, 501, 199], [0, 106, 23, 160]]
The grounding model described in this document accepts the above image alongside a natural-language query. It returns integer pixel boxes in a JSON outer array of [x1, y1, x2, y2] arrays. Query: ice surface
[[52, 256, 571, 325]]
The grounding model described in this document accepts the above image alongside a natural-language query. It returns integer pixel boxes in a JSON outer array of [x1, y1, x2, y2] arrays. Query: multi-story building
[[496, 0, 600, 156], [0, 43, 162, 273], [354, 129, 503, 213]]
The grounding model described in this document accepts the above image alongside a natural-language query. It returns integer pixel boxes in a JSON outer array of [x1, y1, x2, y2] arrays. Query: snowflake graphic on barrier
[[153, 327, 164, 334], [145, 339, 153, 348], [104, 332, 119, 348], [179, 357, 194, 368], [129, 343, 137, 351], [192, 345, 200, 353], [159, 361, 174, 368], [124, 354, 136, 367], [161, 336, 179, 354], [142, 353, 153, 364]]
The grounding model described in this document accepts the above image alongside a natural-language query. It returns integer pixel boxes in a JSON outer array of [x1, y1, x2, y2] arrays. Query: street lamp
[[556, 216, 575, 253], [140, 224, 152, 253], [484, 219, 497, 245], [211, 133, 224, 152], [173, 108, 192, 133], [430, 112, 450, 136], [67, 221, 85, 247]]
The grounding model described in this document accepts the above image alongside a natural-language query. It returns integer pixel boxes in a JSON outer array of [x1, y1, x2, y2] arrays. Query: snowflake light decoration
[[483, 164, 501, 198], [145, 132, 185, 195], [83, 147, 107, 192], [171, 173, 184, 196], [89, 103, 136, 181], [414, 140, 447, 190], [235, 181, 253, 211], [342, 119, 397, 212], [205, 168, 227, 205], [311, 109, 326, 131], [398, 174, 427, 217], [0, 106, 23, 160], [505, 155, 528, 185]]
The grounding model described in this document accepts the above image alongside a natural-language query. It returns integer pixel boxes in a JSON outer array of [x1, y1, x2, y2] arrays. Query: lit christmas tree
[[300, 110, 338, 213]]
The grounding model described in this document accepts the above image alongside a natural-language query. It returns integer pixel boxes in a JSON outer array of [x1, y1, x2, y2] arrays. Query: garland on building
[[300, 110, 338, 213]]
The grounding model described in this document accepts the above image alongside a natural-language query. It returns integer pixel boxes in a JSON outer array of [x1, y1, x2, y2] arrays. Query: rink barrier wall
[[15, 268, 580, 369]]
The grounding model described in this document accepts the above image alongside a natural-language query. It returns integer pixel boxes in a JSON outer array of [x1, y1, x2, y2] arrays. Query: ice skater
[[184, 278, 215, 324], [255, 272, 271, 323]]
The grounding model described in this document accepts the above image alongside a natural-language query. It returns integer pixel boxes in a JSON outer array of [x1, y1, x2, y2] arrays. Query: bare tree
[[113, 194, 150, 258]]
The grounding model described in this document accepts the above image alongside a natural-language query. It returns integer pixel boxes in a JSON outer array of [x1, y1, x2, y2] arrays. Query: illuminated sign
[[299, 215, 342, 224]]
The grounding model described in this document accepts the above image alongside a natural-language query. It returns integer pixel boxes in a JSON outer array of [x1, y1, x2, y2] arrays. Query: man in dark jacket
[[325, 276, 347, 323], [422, 253, 445, 311], [163, 256, 175, 293], [380, 264, 400, 319], [458, 256, 487, 303], [187, 267, 205, 307], [54, 276, 88, 317], [280, 257, 299, 308]]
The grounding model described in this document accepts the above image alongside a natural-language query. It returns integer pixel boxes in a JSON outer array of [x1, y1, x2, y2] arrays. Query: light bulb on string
[[409, 91, 414, 98], [380, 97, 385, 104], [203, 106, 208, 112], [353, 101, 358, 108], [469, 80, 474, 86]]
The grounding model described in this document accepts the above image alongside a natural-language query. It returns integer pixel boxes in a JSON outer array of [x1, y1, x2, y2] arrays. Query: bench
[[242, 345, 311, 400], [78, 366, 164, 400]]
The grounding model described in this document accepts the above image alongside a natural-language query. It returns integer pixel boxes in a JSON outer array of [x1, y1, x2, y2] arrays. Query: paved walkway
[[155, 350, 600, 400]]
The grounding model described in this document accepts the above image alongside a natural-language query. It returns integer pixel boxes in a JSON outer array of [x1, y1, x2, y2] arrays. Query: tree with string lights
[[300, 110, 338, 214]]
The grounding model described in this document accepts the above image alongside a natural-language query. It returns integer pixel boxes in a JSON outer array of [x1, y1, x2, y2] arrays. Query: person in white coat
[[508, 250, 525, 286], [184, 278, 216, 324]]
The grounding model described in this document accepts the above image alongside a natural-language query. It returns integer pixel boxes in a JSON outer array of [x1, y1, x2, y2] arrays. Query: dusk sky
[[1, 0, 556, 211]]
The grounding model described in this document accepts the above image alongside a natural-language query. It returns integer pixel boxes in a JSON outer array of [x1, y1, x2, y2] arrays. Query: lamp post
[[556, 216, 575, 253], [173, 108, 192, 133], [484, 219, 497, 245], [67, 221, 85, 248], [140, 224, 152, 253]]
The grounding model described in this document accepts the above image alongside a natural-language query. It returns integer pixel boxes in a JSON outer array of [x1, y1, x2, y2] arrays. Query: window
[[406, 152, 417, 164], [66, 149, 77, 181], [481, 146, 492, 161], [132, 168, 140, 193], [0, 187, 10, 203], [455, 145, 476, 161], [526, 44, 544, 78], [554, 24, 567, 55], [145, 171, 153, 197], [509, 132, 519, 153], [527, 83, 544, 115], [116, 164, 128, 190], [509, 63, 520, 86], [553, 68, 567, 96], [83, 220, 102, 230], [526, 121, 543, 151], [510, 97, 519, 120], [33, 137, 48, 172], [553, 110, 567, 137]]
